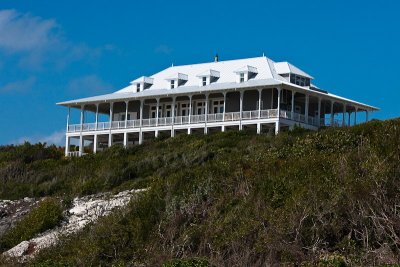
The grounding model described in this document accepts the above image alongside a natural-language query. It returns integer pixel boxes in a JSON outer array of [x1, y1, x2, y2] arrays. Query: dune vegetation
[[1, 119, 400, 266]]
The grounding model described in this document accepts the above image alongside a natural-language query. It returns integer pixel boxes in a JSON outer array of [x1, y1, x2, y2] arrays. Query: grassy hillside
[[1, 119, 400, 266]]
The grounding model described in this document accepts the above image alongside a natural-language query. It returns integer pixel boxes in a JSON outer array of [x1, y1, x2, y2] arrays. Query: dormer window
[[166, 73, 188, 89], [274, 62, 313, 87], [234, 65, 258, 83], [290, 74, 310, 87], [197, 69, 220, 86], [130, 76, 154, 93]]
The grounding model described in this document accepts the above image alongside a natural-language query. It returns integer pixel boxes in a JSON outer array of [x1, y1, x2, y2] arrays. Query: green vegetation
[[163, 258, 209, 267], [1, 119, 400, 266], [0, 197, 63, 251]]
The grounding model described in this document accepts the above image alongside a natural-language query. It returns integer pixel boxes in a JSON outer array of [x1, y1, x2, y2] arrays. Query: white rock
[[3, 188, 147, 262]]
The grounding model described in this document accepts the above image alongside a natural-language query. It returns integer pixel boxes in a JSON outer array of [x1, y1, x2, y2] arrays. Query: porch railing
[[67, 151, 87, 157], [67, 109, 323, 133]]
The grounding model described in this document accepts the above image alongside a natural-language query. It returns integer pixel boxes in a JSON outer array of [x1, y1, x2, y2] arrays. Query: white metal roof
[[57, 56, 378, 111], [196, 69, 220, 78], [274, 61, 314, 79], [166, 72, 189, 81], [116, 56, 273, 93], [234, 65, 258, 73], [130, 76, 154, 84]]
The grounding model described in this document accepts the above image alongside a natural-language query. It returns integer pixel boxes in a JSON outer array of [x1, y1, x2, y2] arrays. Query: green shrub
[[0, 197, 63, 252]]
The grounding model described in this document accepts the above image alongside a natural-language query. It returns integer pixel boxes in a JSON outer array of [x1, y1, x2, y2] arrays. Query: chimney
[[214, 53, 219, 62]]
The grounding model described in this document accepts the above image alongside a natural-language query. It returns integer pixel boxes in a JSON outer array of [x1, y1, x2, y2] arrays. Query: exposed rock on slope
[[0, 198, 38, 239], [3, 188, 146, 261]]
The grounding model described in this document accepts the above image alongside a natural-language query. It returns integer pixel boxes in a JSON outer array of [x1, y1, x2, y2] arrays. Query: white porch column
[[93, 134, 98, 153], [223, 92, 227, 122], [66, 106, 70, 132], [330, 101, 334, 126], [139, 100, 144, 127], [204, 94, 209, 134], [79, 105, 84, 155], [95, 103, 99, 131], [171, 96, 176, 137], [258, 89, 262, 119], [342, 103, 346, 127], [188, 95, 192, 124], [275, 88, 281, 135], [156, 98, 160, 126], [291, 90, 295, 120], [277, 88, 281, 113], [354, 107, 358, 125], [65, 106, 70, 156], [271, 88, 274, 108], [366, 110, 369, 122], [348, 112, 351, 127], [275, 121, 280, 135], [257, 123, 261, 134], [276, 87, 282, 125], [65, 136, 70, 157], [80, 105, 84, 129], [139, 100, 144, 144], [139, 132, 143, 144], [239, 91, 243, 130], [108, 102, 113, 147], [155, 98, 160, 138], [305, 94, 309, 123], [317, 97, 322, 127], [123, 132, 127, 147], [125, 101, 129, 128]]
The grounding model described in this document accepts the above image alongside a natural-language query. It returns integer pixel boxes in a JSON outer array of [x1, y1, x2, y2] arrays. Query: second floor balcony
[[67, 109, 330, 133]]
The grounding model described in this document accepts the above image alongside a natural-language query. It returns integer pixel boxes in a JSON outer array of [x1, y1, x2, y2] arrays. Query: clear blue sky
[[0, 0, 399, 145]]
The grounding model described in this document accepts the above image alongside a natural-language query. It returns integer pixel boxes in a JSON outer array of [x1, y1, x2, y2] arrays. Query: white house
[[57, 55, 379, 156]]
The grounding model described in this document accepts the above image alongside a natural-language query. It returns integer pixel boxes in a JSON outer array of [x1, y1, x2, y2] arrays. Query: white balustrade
[[67, 151, 81, 157], [66, 109, 334, 133]]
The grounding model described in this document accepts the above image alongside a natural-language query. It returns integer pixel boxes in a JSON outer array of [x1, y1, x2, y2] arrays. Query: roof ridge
[[167, 56, 267, 69]]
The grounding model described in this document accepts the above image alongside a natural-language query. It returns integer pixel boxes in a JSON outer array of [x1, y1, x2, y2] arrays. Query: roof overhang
[[57, 78, 379, 112], [280, 82, 379, 111]]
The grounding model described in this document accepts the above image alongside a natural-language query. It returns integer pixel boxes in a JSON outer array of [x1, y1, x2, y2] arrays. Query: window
[[150, 106, 157, 118], [180, 103, 190, 116], [213, 100, 224, 113], [122, 114, 131, 120], [136, 84, 140, 92], [290, 75, 310, 87], [196, 102, 205, 115], [165, 105, 172, 117], [202, 77, 207, 86], [170, 80, 175, 89], [290, 74, 295, 84], [240, 73, 245, 83], [150, 105, 162, 118]]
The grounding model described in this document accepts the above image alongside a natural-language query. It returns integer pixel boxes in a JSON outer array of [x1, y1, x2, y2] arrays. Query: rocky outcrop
[[0, 197, 38, 239], [2, 188, 147, 261]]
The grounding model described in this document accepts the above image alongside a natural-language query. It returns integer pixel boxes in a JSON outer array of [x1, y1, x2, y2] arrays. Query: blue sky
[[0, 0, 399, 145]]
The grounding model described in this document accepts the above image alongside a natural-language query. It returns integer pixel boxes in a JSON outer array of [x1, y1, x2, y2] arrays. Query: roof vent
[[214, 53, 219, 62]]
